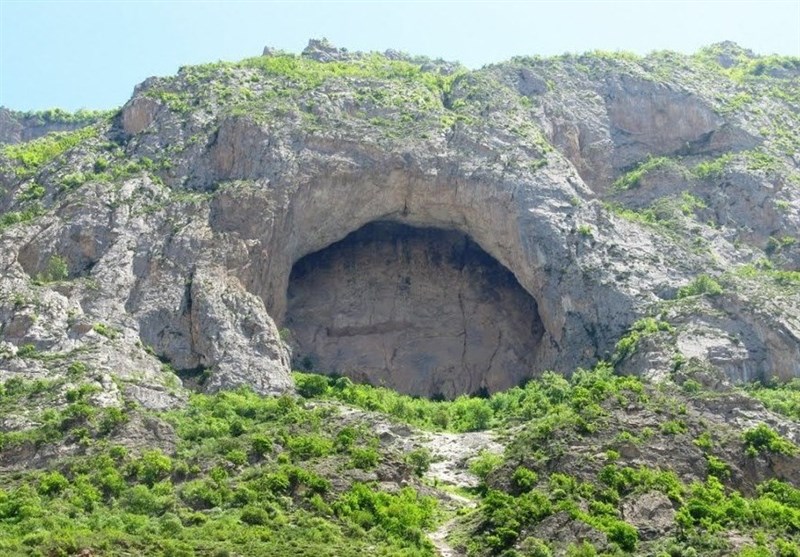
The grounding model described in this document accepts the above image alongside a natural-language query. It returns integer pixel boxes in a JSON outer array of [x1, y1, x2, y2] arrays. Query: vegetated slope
[[0, 39, 798, 556], [0, 366, 797, 556]]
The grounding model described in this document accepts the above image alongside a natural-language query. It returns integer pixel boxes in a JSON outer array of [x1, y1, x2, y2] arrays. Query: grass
[[613, 156, 675, 190], [1, 126, 97, 178]]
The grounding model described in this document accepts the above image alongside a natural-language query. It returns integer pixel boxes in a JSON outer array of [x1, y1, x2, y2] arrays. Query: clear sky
[[1, 0, 799, 111]]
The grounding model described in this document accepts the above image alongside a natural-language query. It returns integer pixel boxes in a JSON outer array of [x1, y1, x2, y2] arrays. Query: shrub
[[92, 322, 118, 339], [692, 154, 733, 179], [661, 419, 688, 435], [251, 434, 272, 457], [706, 455, 731, 479], [607, 520, 638, 551], [613, 156, 673, 190], [122, 483, 174, 515], [677, 275, 723, 298], [180, 479, 226, 509], [2, 127, 97, 176], [38, 471, 69, 495], [519, 537, 553, 557], [296, 373, 330, 398], [350, 446, 380, 470], [98, 407, 128, 434], [511, 466, 539, 493], [470, 450, 503, 482], [240, 505, 270, 525], [16, 344, 38, 358], [287, 434, 333, 460], [743, 424, 797, 456], [406, 447, 432, 476], [19, 183, 46, 201], [566, 541, 597, 557], [134, 450, 174, 486], [226, 449, 248, 466], [451, 396, 494, 431]]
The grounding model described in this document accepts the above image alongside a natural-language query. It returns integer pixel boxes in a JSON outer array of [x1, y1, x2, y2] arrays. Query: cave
[[284, 221, 546, 398]]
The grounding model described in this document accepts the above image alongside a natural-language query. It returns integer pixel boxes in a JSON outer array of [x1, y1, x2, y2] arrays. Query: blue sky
[[1, 1, 799, 111]]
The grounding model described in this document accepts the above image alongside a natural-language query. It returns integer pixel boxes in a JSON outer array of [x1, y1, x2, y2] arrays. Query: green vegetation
[[743, 424, 797, 456], [613, 156, 674, 190], [746, 150, 781, 173], [0, 388, 437, 556], [0, 203, 45, 230], [677, 274, 724, 299], [35, 255, 69, 284], [612, 317, 675, 364], [735, 262, 800, 288], [745, 379, 800, 421], [92, 323, 119, 340], [679, 192, 707, 215], [604, 195, 697, 234], [15, 108, 114, 125], [238, 53, 464, 96], [1, 360, 799, 556], [447, 367, 800, 556], [294, 362, 643, 433], [694, 44, 800, 82], [1, 126, 97, 177], [692, 153, 733, 179]]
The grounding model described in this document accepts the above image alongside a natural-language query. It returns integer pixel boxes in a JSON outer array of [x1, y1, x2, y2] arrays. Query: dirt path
[[419, 430, 504, 557], [310, 402, 504, 557], [421, 430, 504, 488]]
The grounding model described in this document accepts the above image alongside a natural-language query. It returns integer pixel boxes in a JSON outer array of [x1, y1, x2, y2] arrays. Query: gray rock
[[0, 41, 798, 408], [621, 491, 675, 540]]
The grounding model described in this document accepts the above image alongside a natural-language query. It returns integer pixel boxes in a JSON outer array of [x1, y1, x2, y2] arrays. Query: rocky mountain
[[0, 39, 798, 556]]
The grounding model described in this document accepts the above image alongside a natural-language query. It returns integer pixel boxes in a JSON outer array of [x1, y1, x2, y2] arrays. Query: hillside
[[0, 39, 798, 556]]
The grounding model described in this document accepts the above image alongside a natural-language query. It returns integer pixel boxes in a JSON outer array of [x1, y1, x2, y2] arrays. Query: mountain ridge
[[0, 38, 798, 556]]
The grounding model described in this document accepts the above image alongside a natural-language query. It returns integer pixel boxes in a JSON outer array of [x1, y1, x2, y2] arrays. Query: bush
[[677, 275, 724, 298], [566, 541, 597, 557], [296, 374, 330, 398], [469, 450, 503, 482], [607, 520, 638, 551], [226, 449, 248, 466], [350, 446, 380, 470], [406, 447, 432, 477], [38, 471, 69, 495], [240, 505, 270, 525], [512, 466, 539, 493], [613, 156, 673, 190], [121, 483, 175, 515], [661, 419, 688, 435], [92, 322, 118, 339], [133, 450, 173, 486], [743, 424, 797, 456], [3, 127, 97, 176], [519, 537, 553, 557], [251, 434, 272, 457], [287, 434, 333, 460], [706, 455, 731, 479]]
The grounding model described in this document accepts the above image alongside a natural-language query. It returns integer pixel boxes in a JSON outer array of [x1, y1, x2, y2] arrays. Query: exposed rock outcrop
[[0, 39, 798, 401]]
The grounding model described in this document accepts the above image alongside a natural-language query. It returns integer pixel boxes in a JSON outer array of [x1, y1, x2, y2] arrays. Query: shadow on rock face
[[285, 221, 545, 398]]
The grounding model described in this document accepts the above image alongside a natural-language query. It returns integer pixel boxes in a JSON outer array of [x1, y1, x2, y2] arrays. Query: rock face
[[0, 40, 799, 400], [0, 107, 103, 144], [286, 222, 544, 397]]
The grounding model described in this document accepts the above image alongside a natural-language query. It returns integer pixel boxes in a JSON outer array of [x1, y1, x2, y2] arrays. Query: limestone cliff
[[0, 40, 798, 406]]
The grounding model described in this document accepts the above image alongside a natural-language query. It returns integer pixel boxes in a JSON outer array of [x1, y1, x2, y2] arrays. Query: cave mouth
[[284, 221, 546, 399]]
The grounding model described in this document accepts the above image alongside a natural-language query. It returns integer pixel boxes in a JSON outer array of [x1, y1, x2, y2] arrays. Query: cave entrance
[[284, 221, 545, 398]]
